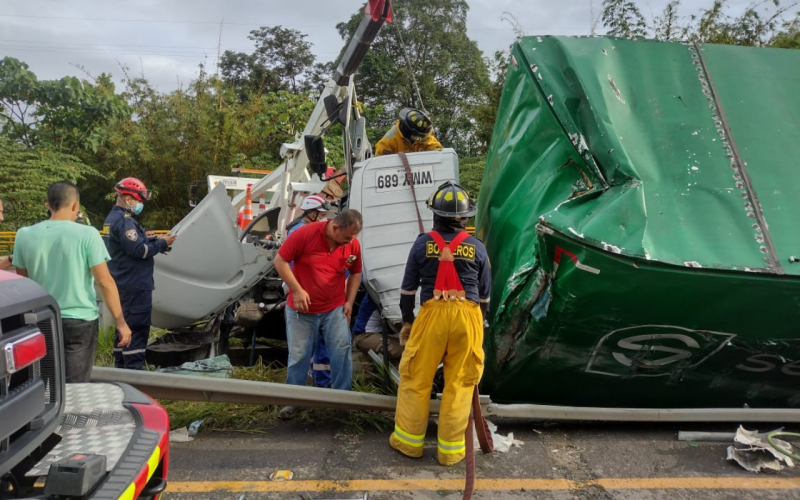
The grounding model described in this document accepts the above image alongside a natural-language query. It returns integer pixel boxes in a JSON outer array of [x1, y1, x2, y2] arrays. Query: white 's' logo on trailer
[[585, 325, 736, 378]]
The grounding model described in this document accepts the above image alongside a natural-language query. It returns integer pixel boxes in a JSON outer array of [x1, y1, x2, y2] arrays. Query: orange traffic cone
[[257, 193, 267, 215], [241, 184, 253, 229]]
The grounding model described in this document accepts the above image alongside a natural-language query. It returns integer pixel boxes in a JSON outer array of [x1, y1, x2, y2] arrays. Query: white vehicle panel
[[349, 149, 459, 324], [151, 184, 274, 329]]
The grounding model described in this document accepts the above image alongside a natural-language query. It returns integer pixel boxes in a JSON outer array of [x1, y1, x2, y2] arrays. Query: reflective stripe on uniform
[[142, 245, 149, 259], [393, 425, 425, 448], [437, 437, 466, 454], [400, 289, 417, 296], [312, 363, 331, 371], [122, 348, 147, 355]]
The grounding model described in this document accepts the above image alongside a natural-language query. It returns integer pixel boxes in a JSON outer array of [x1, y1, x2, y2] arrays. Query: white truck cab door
[[348, 148, 460, 324], [151, 184, 276, 329]]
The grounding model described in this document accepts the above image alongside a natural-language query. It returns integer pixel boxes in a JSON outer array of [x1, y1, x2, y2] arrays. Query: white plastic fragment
[[170, 427, 193, 443], [471, 420, 524, 453], [726, 426, 795, 473]]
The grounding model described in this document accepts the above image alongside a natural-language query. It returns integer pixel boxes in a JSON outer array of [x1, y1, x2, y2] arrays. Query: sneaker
[[279, 405, 298, 420]]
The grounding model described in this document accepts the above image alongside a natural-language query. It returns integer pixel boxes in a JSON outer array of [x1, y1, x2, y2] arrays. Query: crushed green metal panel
[[699, 44, 800, 273], [489, 228, 800, 408], [477, 36, 800, 408]]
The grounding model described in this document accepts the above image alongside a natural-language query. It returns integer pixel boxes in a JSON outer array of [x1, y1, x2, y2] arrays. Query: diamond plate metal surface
[[27, 384, 136, 477]]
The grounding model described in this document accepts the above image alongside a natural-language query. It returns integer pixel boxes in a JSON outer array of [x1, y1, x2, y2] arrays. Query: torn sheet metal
[[726, 426, 795, 472], [476, 36, 800, 409]]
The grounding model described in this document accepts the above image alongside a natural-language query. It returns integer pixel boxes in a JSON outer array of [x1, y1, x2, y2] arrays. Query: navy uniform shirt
[[104, 206, 168, 291], [400, 231, 492, 306]]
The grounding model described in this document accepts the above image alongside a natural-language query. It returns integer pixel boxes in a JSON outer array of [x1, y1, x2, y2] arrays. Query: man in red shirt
[[275, 209, 363, 419]]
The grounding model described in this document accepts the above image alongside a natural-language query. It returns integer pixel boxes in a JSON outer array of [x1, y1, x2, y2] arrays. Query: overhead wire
[[0, 13, 590, 31], [0, 40, 342, 59]]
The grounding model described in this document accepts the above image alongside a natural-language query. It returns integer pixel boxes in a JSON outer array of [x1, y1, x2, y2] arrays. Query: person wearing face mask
[[374, 108, 442, 157], [104, 177, 177, 370]]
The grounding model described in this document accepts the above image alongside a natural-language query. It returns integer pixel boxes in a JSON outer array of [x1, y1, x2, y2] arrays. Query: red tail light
[[4, 332, 47, 374]]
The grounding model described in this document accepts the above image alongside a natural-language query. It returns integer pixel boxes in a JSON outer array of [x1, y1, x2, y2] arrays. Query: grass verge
[[160, 359, 286, 432]]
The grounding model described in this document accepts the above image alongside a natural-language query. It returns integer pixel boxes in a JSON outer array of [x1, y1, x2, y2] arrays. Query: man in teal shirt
[[13, 182, 132, 383]]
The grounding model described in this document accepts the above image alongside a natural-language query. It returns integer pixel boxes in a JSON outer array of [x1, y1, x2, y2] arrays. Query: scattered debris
[[726, 426, 795, 472], [156, 354, 234, 378], [474, 421, 524, 453], [270, 470, 294, 481], [169, 427, 193, 443], [188, 419, 204, 437]]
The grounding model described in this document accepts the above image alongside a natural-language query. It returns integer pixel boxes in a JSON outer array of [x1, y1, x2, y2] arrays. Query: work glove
[[399, 322, 413, 346]]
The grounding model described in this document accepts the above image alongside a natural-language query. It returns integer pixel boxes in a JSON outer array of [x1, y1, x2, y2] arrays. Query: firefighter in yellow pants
[[390, 181, 492, 466]]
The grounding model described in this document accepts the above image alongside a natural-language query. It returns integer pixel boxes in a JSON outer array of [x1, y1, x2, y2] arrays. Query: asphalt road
[[163, 414, 800, 500]]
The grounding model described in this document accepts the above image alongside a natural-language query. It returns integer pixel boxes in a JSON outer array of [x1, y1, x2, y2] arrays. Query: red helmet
[[115, 177, 151, 202]]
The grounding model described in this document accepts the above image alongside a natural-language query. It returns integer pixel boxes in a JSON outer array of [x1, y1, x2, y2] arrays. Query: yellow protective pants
[[389, 299, 484, 465]]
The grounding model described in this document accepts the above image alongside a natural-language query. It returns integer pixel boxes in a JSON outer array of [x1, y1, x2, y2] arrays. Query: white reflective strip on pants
[[122, 348, 147, 355]]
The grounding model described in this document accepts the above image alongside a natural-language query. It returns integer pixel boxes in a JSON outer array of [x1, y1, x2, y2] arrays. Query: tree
[[473, 50, 508, 153], [0, 138, 99, 230], [0, 57, 129, 154], [602, 0, 799, 47], [653, 1, 691, 41], [84, 67, 318, 228], [771, 13, 800, 47], [458, 156, 486, 203], [601, 0, 649, 38], [220, 26, 318, 99], [335, 0, 492, 157]]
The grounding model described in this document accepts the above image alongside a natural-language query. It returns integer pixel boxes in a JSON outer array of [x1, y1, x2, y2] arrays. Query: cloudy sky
[[1, 0, 757, 92]]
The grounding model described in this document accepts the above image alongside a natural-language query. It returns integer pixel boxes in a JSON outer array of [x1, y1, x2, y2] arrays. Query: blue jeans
[[285, 305, 352, 391], [312, 339, 331, 388]]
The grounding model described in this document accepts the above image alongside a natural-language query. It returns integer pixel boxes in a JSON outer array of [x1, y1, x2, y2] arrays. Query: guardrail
[[0, 229, 170, 255], [0, 232, 13, 256], [90, 367, 800, 422], [1, 227, 474, 256]]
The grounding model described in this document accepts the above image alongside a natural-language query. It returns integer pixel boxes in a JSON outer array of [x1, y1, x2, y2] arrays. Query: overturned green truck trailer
[[477, 36, 800, 409]]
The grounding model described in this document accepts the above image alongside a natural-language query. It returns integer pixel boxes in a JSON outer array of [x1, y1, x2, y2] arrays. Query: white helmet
[[300, 194, 330, 212]]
